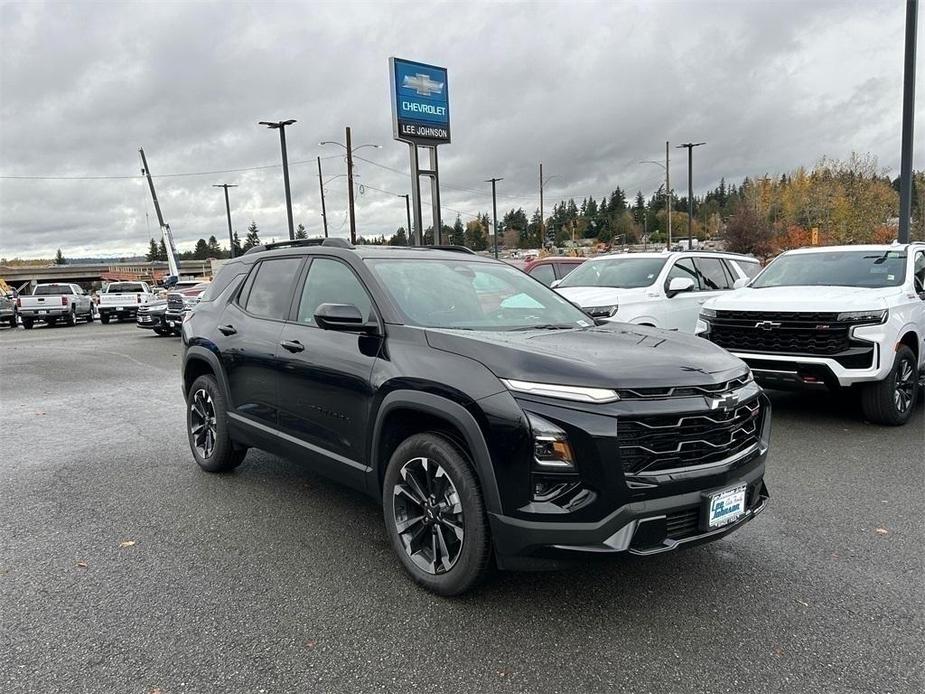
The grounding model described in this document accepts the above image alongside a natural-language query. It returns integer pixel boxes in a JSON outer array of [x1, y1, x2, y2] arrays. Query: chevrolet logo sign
[[402, 73, 444, 97], [754, 320, 782, 331], [710, 393, 739, 411]]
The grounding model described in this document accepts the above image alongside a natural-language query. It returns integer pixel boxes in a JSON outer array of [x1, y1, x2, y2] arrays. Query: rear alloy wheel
[[65, 306, 76, 326], [861, 345, 919, 426], [186, 374, 245, 472], [383, 433, 492, 596]]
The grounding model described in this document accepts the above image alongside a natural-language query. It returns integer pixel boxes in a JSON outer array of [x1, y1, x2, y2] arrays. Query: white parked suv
[[554, 250, 761, 332], [698, 243, 925, 425]]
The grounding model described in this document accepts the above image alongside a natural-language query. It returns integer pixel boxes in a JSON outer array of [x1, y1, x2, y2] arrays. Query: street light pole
[[677, 142, 705, 249], [486, 177, 503, 259], [539, 163, 544, 246], [898, 0, 918, 243], [316, 156, 328, 238], [259, 119, 297, 240], [212, 184, 238, 257], [666, 140, 672, 249]]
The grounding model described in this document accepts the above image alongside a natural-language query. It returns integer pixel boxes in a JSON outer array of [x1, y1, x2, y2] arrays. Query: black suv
[[181, 240, 771, 595]]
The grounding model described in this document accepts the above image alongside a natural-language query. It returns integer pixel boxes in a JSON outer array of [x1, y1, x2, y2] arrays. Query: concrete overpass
[[0, 260, 215, 289]]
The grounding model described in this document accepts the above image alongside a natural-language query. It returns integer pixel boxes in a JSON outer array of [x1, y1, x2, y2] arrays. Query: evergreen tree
[[231, 231, 243, 257], [450, 216, 465, 246], [146, 238, 159, 262], [295, 224, 307, 239], [193, 239, 210, 260], [243, 221, 260, 251], [465, 219, 488, 251], [207, 235, 222, 258], [157, 239, 168, 261], [390, 227, 408, 246], [54, 249, 66, 265]]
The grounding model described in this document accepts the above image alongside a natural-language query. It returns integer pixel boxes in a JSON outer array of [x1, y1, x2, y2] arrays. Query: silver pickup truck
[[18, 283, 94, 329]]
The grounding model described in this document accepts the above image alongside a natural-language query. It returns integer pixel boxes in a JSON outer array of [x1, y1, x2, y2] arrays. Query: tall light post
[[677, 142, 705, 250], [259, 119, 297, 240], [316, 156, 329, 238], [539, 163, 559, 248], [486, 177, 503, 258], [320, 128, 380, 244], [212, 184, 238, 257], [641, 143, 672, 248], [898, 0, 917, 243], [402, 194, 412, 240]]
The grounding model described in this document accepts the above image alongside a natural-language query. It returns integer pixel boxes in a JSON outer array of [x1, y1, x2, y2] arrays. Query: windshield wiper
[[509, 323, 578, 331]]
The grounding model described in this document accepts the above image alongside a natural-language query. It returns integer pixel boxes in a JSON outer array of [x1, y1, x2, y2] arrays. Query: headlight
[[700, 307, 717, 319], [526, 412, 576, 471], [501, 378, 620, 403], [836, 309, 887, 324], [584, 304, 619, 318]]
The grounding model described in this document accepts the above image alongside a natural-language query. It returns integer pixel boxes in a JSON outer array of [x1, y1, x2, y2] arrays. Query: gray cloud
[[0, 0, 920, 258]]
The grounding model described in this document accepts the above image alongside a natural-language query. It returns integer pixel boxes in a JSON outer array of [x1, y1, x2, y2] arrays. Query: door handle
[[218, 324, 237, 335], [280, 339, 305, 353]]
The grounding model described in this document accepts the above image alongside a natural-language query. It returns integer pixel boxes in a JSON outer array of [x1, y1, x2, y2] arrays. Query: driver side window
[[914, 251, 925, 297], [665, 258, 701, 291]]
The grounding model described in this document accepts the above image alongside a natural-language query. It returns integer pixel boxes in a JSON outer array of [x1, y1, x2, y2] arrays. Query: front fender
[[182, 344, 231, 399], [369, 390, 503, 514]]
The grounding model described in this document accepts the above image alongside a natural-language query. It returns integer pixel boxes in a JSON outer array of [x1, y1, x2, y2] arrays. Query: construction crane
[[139, 147, 180, 287]]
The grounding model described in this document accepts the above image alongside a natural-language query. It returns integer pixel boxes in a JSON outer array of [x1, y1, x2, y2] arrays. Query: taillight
[[15, 297, 21, 308], [61, 296, 67, 306]]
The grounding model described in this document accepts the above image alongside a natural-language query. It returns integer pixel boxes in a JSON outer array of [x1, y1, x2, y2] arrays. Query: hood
[[556, 286, 654, 308], [425, 324, 746, 390], [704, 285, 901, 312]]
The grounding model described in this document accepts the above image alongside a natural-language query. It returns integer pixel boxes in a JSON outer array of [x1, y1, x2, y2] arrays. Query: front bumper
[[731, 349, 884, 388], [490, 449, 768, 567], [136, 313, 166, 330]]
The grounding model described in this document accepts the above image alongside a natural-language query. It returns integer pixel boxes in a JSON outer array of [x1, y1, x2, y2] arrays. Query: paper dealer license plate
[[706, 485, 746, 529]]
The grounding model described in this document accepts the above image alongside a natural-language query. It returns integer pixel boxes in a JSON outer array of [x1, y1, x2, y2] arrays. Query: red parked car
[[522, 256, 586, 286]]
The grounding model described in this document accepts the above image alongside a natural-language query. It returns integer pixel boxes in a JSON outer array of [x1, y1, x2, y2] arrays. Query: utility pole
[[345, 126, 357, 244], [486, 177, 503, 259], [666, 141, 672, 249], [402, 194, 412, 240], [539, 163, 544, 246], [259, 119, 297, 240], [316, 156, 329, 238], [899, 0, 918, 243], [212, 184, 238, 257], [677, 142, 705, 249]]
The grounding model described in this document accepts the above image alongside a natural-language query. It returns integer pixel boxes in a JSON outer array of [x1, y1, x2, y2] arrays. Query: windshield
[[752, 250, 907, 288], [558, 257, 667, 288], [366, 258, 593, 331]]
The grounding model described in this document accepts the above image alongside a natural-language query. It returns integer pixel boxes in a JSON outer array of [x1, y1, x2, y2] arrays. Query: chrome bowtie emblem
[[754, 320, 782, 331], [402, 73, 444, 96]]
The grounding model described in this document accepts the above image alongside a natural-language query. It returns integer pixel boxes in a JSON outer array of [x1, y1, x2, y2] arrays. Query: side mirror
[[314, 303, 377, 334], [666, 277, 695, 297], [732, 278, 749, 289], [550, 279, 562, 289]]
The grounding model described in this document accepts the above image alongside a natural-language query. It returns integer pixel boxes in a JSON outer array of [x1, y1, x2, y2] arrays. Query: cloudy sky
[[0, 0, 921, 258]]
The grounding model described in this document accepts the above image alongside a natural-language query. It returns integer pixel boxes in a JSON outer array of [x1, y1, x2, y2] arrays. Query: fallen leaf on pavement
[[119, 540, 136, 548], [304, 640, 317, 649], [875, 528, 889, 535], [76, 561, 88, 568]]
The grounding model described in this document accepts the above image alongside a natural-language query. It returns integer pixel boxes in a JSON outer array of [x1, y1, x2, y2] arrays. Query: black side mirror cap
[[314, 303, 378, 334]]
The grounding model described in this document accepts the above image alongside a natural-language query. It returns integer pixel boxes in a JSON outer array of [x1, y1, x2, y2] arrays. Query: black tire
[[861, 345, 919, 426], [382, 433, 493, 596], [153, 327, 169, 336], [8, 315, 15, 328], [65, 306, 76, 326], [100, 314, 110, 324], [85, 308, 94, 323], [47, 318, 57, 327], [185, 374, 246, 473], [21, 318, 33, 330]]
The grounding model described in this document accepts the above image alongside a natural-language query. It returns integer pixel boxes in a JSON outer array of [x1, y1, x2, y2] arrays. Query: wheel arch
[[183, 346, 230, 399], [896, 329, 920, 364], [370, 391, 503, 514]]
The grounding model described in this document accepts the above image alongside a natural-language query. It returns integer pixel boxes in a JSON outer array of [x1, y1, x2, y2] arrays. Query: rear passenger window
[[242, 257, 303, 319], [733, 259, 762, 279], [529, 264, 556, 286], [665, 258, 701, 290], [694, 257, 733, 290], [296, 258, 372, 325], [555, 262, 580, 279]]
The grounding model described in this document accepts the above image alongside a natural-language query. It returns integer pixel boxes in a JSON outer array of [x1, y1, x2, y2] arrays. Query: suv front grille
[[618, 399, 762, 476], [167, 294, 184, 310], [709, 310, 850, 355], [617, 373, 751, 400]]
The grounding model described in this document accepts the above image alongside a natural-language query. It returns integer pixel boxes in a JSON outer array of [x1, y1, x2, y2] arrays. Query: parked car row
[[16, 283, 95, 329], [136, 282, 210, 336]]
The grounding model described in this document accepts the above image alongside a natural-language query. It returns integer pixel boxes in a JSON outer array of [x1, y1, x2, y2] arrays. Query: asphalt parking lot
[[0, 320, 922, 694]]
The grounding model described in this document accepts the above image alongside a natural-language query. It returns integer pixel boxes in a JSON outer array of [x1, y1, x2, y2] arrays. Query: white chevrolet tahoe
[[554, 251, 761, 332], [698, 243, 925, 425]]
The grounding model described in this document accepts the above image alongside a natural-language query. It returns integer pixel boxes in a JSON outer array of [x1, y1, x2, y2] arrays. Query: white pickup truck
[[698, 243, 925, 425], [98, 281, 155, 324], [18, 283, 94, 329]]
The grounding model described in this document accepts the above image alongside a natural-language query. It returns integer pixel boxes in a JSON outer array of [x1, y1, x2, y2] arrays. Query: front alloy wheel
[[189, 388, 217, 459], [861, 345, 919, 426], [894, 357, 916, 415], [393, 457, 465, 575]]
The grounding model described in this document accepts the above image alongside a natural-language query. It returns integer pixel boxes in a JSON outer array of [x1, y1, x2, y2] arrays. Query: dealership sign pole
[[390, 57, 450, 245]]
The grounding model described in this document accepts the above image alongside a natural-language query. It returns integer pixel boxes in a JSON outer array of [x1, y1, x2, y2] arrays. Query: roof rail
[[244, 237, 354, 255], [428, 245, 476, 255]]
